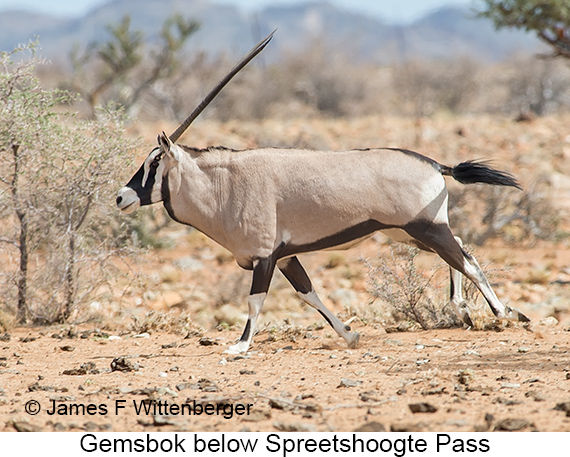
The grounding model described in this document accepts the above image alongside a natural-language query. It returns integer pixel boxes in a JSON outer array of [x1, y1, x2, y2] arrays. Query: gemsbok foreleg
[[226, 256, 276, 354], [278, 256, 360, 348], [405, 222, 529, 323]]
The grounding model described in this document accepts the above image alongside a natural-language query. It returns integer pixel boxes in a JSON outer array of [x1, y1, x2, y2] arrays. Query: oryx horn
[[169, 29, 276, 143]]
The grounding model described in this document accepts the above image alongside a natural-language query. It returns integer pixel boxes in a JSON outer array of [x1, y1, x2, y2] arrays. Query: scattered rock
[[525, 390, 546, 402], [273, 421, 316, 432], [239, 369, 255, 375], [28, 382, 68, 393], [354, 421, 386, 432], [175, 382, 198, 392], [110, 357, 140, 372], [8, 420, 42, 432], [457, 368, 475, 385], [197, 378, 219, 392], [60, 345, 75, 352], [63, 362, 100, 376], [409, 402, 438, 413], [20, 336, 37, 343], [338, 378, 363, 388], [494, 418, 534, 431], [269, 398, 292, 411], [359, 391, 382, 402], [199, 337, 219, 346], [554, 402, 570, 416], [241, 407, 271, 422], [537, 316, 558, 327], [152, 415, 181, 426], [391, 422, 428, 432], [0, 333, 11, 342], [500, 383, 521, 390]]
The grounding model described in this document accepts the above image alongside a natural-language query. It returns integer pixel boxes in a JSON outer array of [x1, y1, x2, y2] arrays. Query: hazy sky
[[0, 0, 475, 23]]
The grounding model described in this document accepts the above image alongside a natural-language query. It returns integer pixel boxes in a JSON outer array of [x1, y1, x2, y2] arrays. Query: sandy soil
[[1, 321, 570, 433]]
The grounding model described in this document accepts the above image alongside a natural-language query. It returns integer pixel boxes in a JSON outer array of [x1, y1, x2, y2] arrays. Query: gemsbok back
[[117, 32, 529, 354]]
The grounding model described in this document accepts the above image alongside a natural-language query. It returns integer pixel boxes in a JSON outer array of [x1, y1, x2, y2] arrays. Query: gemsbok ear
[[158, 131, 183, 163], [157, 131, 172, 150]]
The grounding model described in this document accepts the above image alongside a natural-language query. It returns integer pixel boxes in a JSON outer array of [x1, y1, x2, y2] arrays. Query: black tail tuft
[[445, 160, 522, 190]]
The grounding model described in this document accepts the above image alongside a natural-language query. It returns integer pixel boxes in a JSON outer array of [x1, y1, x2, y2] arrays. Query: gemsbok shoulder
[[117, 32, 529, 354]]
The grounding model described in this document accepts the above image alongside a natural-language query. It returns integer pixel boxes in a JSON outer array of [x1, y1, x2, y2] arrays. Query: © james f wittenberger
[[36, 398, 252, 419]]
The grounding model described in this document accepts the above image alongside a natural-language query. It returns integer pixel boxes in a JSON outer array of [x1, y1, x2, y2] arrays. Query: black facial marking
[[124, 149, 162, 206]]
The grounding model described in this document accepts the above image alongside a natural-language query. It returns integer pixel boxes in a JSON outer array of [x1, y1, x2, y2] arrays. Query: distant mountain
[[0, 0, 542, 64]]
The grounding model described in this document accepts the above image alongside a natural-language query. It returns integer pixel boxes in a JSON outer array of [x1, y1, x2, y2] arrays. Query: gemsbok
[[117, 32, 529, 354]]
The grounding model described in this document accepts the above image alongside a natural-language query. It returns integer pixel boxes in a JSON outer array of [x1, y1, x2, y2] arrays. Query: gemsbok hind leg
[[448, 236, 474, 327], [277, 256, 360, 348], [405, 222, 530, 323], [226, 256, 276, 354]]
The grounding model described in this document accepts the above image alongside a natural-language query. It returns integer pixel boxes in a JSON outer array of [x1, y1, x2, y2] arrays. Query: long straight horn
[[169, 29, 276, 143]]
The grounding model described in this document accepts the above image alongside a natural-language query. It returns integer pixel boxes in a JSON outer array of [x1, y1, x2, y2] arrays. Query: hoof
[[225, 341, 249, 354], [506, 306, 531, 323], [346, 332, 360, 349], [516, 309, 531, 323], [461, 313, 474, 328]]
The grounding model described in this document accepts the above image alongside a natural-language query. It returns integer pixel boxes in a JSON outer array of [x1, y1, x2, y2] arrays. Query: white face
[[116, 147, 167, 213]]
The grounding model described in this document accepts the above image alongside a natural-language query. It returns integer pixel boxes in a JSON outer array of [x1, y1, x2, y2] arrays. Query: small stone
[[457, 368, 475, 385], [199, 337, 219, 346], [494, 418, 533, 431], [500, 383, 521, 389], [8, 420, 42, 432], [354, 421, 386, 432], [273, 421, 316, 432], [338, 378, 363, 388], [525, 390, 546, 402], [409, 402, 437, 413], [554, 402, 570, 416], [110, 357, 139, 372]]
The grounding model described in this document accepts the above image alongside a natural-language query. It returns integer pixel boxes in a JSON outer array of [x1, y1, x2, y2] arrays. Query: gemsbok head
[[117, 31, 529, 354]]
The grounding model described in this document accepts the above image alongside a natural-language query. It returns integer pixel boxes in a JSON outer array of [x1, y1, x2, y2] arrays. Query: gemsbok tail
[[440, 160, 522, 190]]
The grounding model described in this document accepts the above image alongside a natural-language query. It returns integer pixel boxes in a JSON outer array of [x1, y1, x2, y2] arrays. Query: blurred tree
[[70, 14, 199, 118], [479, 0, 570, 58]]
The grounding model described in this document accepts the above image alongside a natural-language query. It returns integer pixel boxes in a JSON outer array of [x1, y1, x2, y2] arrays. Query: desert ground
[[2, 114, 570, 432]]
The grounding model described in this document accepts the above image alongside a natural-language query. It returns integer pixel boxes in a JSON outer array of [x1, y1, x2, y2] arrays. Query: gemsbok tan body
[[117, 32, 529, 354]]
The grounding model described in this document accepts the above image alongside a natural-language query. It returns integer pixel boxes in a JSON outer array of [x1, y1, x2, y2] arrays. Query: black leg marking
[[250, 257, 276, 295], [239, 319, 252, 343], [278, 257, 312, 294], [404, 221, 466, 272], [449, 267, 455, 301], [318, 309, 334, 329]]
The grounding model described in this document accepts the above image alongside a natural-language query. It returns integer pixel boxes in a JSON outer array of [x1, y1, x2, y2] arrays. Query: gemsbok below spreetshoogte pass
[[117, 31, 530, 354]]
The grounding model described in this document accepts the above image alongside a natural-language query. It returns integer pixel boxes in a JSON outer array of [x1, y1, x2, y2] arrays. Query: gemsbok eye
[[150, 161, 160, 169]]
